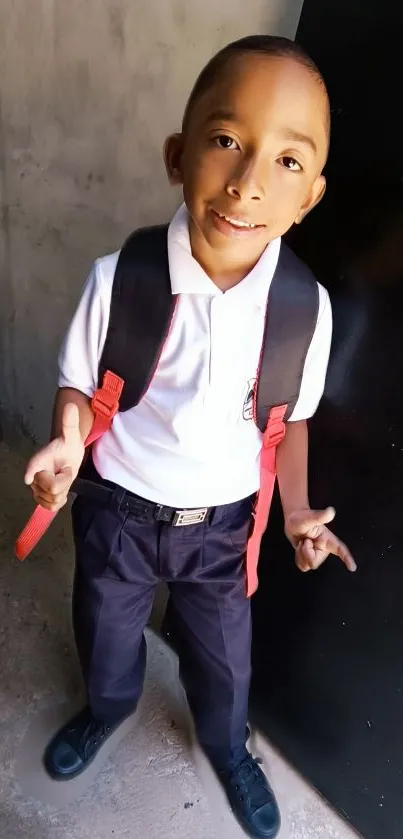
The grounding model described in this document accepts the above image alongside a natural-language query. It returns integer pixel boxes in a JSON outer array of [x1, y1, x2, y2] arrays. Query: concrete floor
[[0, 442, 360, 839]]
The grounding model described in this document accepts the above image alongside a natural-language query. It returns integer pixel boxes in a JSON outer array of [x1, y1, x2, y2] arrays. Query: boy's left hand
[[284, 507, 356, 573]]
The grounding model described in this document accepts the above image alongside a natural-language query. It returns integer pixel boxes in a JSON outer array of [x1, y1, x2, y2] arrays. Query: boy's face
[[165, 53, 329, 275]]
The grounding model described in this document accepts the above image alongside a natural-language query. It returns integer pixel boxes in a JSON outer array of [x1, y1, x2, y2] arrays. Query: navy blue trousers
[[72, 479, 254, 771]]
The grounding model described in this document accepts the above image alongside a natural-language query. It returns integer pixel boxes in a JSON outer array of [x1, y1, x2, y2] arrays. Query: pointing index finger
[[332, 536, 357, 572]]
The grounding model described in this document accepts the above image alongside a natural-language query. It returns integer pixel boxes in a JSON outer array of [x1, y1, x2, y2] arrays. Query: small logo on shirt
[[243, 379, 256, 421]]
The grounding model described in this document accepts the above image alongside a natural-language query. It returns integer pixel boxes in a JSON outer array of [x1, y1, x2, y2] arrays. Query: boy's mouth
[[211, 209, 264, 234]]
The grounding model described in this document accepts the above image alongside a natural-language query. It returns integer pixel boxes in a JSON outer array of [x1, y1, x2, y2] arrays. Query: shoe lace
[[74, 715, 109, 758], [231, 754, 268, 810]]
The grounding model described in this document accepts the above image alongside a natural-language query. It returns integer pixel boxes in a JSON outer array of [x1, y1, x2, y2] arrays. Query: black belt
[[72, 477, 211, 527]]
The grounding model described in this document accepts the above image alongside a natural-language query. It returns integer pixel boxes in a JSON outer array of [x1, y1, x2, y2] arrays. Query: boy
[[24, 36, 355, 839]]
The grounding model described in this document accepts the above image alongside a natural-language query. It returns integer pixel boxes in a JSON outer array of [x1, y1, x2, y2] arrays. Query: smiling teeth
[[219, 213, 257, 228]]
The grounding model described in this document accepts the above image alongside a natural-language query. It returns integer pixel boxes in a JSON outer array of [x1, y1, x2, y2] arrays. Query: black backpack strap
[[255, 242, 320, 432], [99, 224, 176, 412]]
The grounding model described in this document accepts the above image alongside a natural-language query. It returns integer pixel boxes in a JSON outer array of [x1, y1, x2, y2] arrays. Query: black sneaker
[[44, 707, 119, 780], [221, 752, 281, 838]]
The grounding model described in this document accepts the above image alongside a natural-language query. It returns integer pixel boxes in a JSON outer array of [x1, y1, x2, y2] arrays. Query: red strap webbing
[[245, 405, 287, 597], [14, 371, 124, 561]]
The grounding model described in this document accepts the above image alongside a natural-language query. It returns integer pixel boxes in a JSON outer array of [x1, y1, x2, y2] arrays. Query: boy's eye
[[279, 156, 302, 172], [213, 135, 239, 150]]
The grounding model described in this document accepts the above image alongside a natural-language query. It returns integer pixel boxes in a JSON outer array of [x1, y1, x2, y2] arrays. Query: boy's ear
[[295, 175, 326, 225], [164, 133, 185, 185]]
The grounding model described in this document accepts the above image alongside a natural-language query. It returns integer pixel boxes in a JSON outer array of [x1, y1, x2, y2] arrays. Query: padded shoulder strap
[[99, 224, 176, 412], [255, 242, 320, 432]]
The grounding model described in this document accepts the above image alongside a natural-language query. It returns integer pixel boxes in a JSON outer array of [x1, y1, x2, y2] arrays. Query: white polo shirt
[[59, 204, 332, 507]]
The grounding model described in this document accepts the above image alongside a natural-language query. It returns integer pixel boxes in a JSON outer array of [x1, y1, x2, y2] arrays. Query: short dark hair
[[182, 35, 328, 131]]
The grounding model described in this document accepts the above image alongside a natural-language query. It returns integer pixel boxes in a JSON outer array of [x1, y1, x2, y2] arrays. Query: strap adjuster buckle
[[91, 370, 124, 421], [263, 421, 286, 448], [91, 387, 120, 420]]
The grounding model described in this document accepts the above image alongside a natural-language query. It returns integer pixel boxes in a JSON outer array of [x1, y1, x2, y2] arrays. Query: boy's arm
[[276, 419, 356, 573], [24, 258, 111, 512], [24, 389, 92, 512], [51, 387, 94, 441], [276, 419, 309, 515], [274, 284, 355, 573]]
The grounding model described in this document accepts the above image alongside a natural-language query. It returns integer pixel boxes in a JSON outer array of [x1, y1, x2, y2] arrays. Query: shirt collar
[[167, 203, 281, 307]]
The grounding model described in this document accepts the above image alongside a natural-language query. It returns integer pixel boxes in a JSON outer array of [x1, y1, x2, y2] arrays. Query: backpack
[[16, 225, 319, 595]]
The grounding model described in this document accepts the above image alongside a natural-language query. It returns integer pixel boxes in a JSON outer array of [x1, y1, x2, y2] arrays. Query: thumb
[[299, 506, 336, 530], [61, 402, 82, 447]]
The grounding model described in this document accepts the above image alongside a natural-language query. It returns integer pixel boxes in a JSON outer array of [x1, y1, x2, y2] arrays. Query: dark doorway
[[250, 3, 403, 838]]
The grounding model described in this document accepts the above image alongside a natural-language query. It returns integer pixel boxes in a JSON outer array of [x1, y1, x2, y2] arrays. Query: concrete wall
[[0, 0, 303, 444]]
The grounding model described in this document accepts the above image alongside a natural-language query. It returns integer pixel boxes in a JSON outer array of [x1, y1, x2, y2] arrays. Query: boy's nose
[[225, 159, 265, 202]]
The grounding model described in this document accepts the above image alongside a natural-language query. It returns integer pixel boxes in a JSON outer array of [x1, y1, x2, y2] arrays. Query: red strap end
[[15, 507, 57, 561]]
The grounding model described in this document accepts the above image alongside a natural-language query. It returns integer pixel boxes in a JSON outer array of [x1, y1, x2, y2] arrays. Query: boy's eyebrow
[[205, 109, 237, 124], [280, 129, 318, 154]]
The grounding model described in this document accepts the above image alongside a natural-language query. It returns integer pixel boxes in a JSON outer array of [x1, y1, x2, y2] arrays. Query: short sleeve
[[58, 252, 119, 396], [288, 284, 332, 422]]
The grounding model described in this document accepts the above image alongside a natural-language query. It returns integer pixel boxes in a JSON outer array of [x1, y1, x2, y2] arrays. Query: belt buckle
[[173, 508, 208, 527]]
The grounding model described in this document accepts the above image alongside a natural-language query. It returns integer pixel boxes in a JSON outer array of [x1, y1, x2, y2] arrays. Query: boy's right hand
[[24, 403, 85, 512]]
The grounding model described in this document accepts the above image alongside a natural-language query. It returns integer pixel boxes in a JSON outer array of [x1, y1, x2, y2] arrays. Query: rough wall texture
[[0, 0, 302, 443]]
